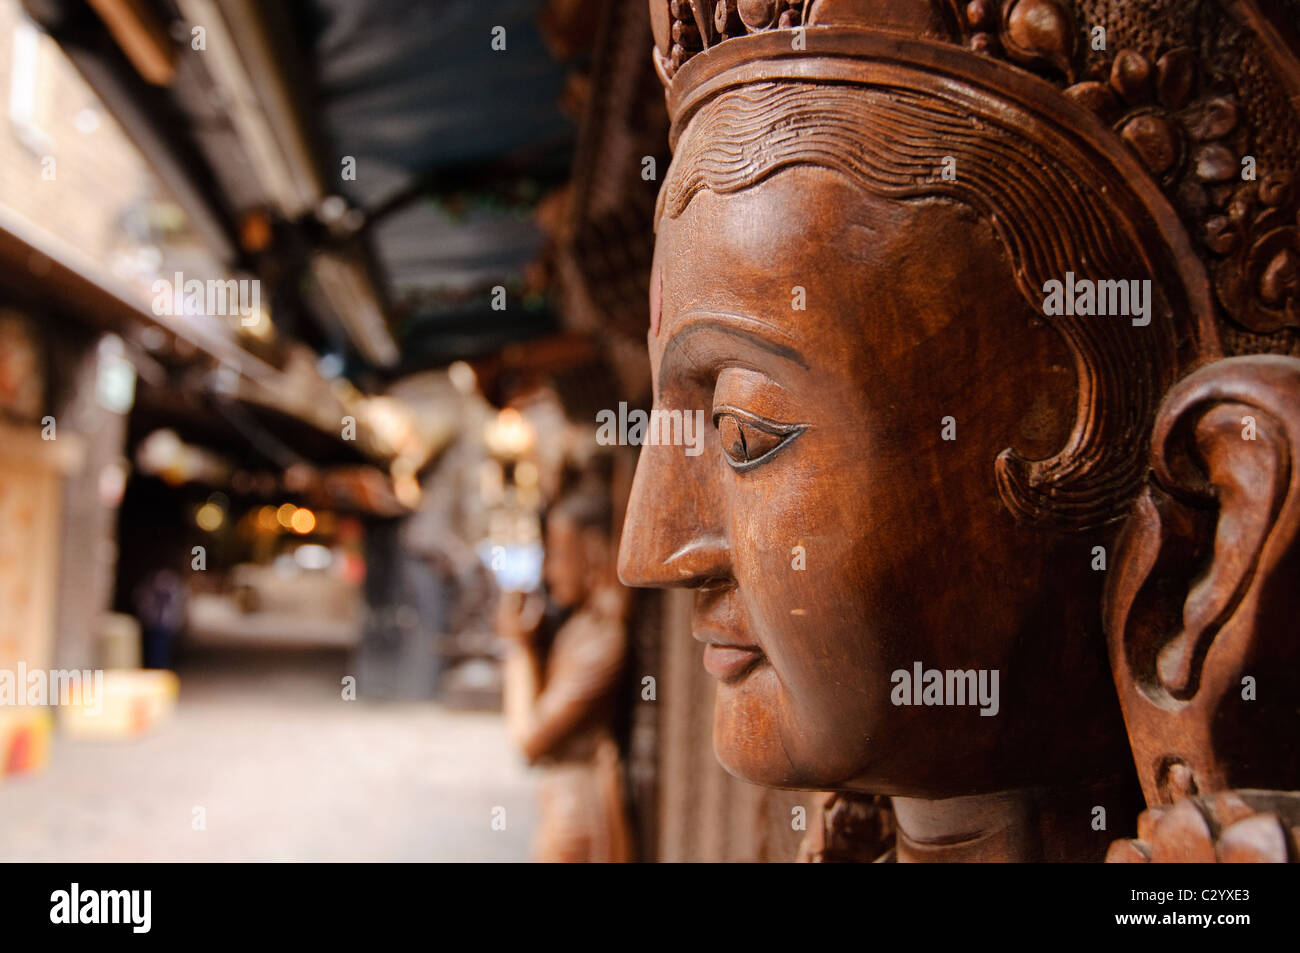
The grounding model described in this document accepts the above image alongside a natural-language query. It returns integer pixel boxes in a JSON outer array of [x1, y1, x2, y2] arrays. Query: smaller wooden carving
[[796, 793, 895, 863], [500, 489, 632, 862]]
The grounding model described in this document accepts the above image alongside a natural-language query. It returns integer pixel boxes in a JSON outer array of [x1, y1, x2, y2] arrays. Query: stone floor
[[0, 649, 537, 862]]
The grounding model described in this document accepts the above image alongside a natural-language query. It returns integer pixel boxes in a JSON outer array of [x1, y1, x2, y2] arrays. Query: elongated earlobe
[[1106, 355, 1300, 806]]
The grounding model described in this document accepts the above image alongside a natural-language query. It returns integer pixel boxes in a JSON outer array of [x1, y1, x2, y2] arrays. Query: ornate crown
[[649, 0, 1300, 357]]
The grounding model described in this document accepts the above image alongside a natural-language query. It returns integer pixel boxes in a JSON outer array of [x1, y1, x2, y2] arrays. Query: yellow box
[[58, 669, 179, 741]]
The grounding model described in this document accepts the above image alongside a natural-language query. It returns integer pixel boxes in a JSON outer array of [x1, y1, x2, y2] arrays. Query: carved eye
[[713, 408, 803, 471]]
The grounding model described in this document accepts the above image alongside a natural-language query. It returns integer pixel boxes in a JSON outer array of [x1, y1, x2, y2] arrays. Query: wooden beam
[[85, 0, 176, 86]]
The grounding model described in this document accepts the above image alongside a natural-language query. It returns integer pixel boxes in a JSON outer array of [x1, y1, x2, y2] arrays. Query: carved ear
[[1105, 355, 1300, 806]]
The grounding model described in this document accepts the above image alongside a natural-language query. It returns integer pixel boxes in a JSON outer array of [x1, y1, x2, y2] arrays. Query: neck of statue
[[890, 781, 1136, 862]]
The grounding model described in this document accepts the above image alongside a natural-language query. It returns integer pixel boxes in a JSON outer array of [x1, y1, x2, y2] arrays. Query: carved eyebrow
[[658, 311, 809, 390]]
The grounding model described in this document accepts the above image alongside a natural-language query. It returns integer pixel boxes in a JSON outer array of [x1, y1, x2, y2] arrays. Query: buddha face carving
[[617, 80, 1183, 796]]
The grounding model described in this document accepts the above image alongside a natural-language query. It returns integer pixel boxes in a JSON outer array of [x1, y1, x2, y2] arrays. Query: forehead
[[656, 165, 903, 275], [650, 167, 990, 354], [654, 167, 886, 336]]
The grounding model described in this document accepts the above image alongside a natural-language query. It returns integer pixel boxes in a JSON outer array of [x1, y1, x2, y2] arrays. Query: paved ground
[[0, 650, 537, 862]]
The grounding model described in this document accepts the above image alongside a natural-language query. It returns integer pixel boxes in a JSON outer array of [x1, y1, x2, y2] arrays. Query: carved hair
[[660, 80, 1201, 531]]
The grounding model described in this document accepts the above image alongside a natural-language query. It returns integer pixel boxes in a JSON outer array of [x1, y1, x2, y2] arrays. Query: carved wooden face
[[620, 166, 1132, 795]]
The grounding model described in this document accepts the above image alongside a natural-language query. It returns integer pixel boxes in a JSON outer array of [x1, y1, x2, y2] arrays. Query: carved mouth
[[695, 629, 764, 682], [701, 643, 764, 682]]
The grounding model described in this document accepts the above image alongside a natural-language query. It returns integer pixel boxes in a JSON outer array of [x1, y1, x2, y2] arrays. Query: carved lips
[[695, 629, 764, 682]]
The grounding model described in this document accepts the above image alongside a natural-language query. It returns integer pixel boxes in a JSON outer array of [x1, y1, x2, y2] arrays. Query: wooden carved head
[[618, 0, 1300, 817]]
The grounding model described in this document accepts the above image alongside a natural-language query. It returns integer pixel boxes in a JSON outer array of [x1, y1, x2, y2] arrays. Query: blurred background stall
[[0, 0, 809, 862]]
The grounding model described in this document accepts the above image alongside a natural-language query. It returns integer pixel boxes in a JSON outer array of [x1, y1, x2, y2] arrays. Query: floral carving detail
[[1212, 177, 1300, 334], [1055, 44, 1300, 335], [999, 0, 1074, 79], [961, 0, 1073, 77], [1060, 47, 1229, 187]]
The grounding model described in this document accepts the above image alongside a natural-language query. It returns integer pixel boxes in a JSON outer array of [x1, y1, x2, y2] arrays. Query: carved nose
[[618, 438, 729, 589]]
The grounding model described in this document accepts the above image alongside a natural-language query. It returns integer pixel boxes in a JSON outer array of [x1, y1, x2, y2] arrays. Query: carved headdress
[[652, 0, 1300, 357]]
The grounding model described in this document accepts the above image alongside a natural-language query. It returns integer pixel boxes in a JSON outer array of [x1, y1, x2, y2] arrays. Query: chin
[[712, 736, 843, 790], [711, 673, 884, 791], [709, 672, 826, 789], [714, 738, 794, 787]]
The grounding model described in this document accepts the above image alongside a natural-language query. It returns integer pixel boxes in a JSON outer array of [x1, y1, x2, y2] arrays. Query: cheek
[[719, 418, 903, 781]]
